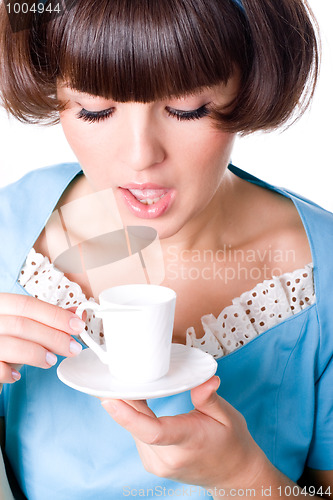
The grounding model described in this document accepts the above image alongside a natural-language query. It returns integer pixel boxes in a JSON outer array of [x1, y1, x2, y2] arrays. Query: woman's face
[[58, 79, 238, 240]]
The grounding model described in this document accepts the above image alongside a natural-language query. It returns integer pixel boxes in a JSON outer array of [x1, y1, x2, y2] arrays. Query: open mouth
[[119, 186, 175, 219]]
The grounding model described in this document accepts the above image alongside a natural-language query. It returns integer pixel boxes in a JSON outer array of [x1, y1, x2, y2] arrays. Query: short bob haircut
[[0, 0, 319, 134]]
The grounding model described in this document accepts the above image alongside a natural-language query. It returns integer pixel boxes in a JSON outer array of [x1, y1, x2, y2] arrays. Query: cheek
[[60, 116, 82, 152], [60, 117, 112, 188], [185, 132, 235, 178], [60, 115, 99, 159]]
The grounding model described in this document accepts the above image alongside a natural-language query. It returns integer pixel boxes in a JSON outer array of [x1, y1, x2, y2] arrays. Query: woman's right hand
[[0, 293, 85, 384]]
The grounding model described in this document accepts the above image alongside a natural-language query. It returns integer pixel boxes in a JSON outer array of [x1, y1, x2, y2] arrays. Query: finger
[[0, 315, 82, 357], [191, 376, 238, 425], [123, 399, 155, 416], [0, 361, 21, 384], [66, 307, 77, 313], [98, 397, 152, 414], [101, 399, 194, 446], [0, 336, 58, 369], [0, 294, 86, 336]]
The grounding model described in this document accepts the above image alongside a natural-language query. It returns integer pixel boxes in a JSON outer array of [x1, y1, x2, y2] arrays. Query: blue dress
[[0, 163, 333, 500]]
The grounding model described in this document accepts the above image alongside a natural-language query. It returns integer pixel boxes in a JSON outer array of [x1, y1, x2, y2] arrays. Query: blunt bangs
[[0, 0, 319, 132], [45, 0, 249, 102]]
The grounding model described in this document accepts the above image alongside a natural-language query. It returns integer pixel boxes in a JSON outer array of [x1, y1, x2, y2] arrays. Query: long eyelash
[[76, 108, 114, 123], [166, 105, 210, 121], [76, 105, 209, 123]]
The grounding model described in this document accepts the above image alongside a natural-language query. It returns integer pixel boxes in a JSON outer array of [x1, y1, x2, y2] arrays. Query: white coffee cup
[[76, 284, 176, 384]]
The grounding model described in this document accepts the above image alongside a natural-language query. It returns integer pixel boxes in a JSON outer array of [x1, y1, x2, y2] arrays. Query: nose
[[118, 104, 166, 171]]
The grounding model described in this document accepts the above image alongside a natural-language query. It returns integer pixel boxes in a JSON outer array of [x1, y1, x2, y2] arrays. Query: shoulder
[[227, 172, 312, 275], [228, 165, 333, 274], [227, 166, 333, 363], [0, 162, 82, 234], [0, 162, 82, 201], [0, 162, 82, 291], [240, 168, 333, 371]]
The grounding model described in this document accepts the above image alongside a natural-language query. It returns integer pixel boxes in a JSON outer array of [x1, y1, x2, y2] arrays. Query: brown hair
[[0, 0, 319, 134]]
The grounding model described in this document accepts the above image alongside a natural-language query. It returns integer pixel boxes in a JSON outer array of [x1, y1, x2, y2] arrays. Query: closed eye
[[75, 103, 210, 123], [166, 104, 210, 121], [76, 107, 114, 123]]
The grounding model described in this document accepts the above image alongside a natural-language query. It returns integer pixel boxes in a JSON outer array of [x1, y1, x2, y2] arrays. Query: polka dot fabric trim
[[186, 263, 315, 359], [18, 248, 105, 346]]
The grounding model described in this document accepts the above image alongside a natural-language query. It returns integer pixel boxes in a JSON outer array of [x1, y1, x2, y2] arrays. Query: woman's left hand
[[100, 376, 270, 491]]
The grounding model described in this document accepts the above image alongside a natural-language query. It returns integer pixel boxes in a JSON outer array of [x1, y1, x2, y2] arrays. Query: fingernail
[[46, 352, 57, 366], [69, 317, 86, 333], [69, 340, 83, 355], [11, 369, 21, 381]]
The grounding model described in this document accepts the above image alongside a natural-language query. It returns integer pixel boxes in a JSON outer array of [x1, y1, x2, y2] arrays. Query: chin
[[124, 216, 178, 240]]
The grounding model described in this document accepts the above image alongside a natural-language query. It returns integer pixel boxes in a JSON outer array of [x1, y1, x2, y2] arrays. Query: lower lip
[[119, 188, 175, 219]]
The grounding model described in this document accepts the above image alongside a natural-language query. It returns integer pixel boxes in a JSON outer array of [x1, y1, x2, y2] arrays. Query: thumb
[[191, 376, 236, 426]]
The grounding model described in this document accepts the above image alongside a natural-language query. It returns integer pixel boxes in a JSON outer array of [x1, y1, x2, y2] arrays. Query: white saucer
[[57, 344, 217, 400]]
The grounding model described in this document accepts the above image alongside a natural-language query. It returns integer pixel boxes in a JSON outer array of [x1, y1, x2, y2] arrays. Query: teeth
[[138, 197, 163, 205], [128, 189, 166, 205]]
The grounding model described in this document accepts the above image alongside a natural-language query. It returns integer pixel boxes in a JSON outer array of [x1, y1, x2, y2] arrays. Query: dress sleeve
[[306, 355, 333, 470]]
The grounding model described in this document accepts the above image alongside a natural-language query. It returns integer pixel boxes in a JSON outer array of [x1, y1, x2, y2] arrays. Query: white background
[[0, 0, 332, 210]]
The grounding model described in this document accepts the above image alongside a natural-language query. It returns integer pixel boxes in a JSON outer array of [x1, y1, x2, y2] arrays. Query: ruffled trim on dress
[[186, 263, 315, 358]]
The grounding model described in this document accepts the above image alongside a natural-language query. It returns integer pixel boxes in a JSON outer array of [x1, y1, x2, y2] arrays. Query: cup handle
[[76, 301, 108, 364]]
